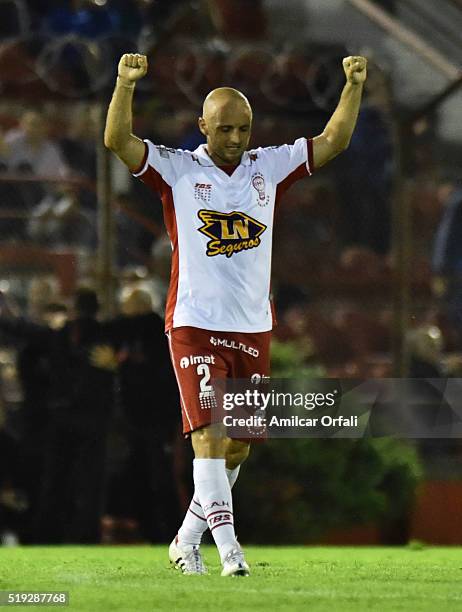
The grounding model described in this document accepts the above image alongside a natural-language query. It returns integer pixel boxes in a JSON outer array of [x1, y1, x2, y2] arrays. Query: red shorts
[[168, 326, 271, 434]]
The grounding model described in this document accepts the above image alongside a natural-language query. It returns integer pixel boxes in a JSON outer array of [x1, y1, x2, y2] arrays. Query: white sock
[[177, 495, 207, 548], [226, 465, 240, 489], [193, 458, 236, 562], [178, 465, 241, 547]]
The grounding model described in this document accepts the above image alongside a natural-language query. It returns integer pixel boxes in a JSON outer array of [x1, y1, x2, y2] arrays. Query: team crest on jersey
[[197, 210, 267, 258], [251, 172, 269, 206]]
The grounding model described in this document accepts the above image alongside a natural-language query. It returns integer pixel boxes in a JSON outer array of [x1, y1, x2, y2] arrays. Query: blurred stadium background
[[1, 0, 462, 548]]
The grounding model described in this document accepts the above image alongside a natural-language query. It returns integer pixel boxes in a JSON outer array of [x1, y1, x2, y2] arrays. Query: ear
[[198, 117, 208, 136]]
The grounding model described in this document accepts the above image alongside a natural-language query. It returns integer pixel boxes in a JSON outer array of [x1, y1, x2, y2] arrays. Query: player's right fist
[[118, 53, 148, 84]]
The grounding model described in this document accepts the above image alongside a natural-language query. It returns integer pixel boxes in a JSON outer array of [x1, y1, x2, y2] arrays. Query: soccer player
[[104, 52, 367, 576]]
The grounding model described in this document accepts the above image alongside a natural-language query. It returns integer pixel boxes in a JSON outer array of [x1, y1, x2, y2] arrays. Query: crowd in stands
[[0, 283, 185, 545], [6, 0, 189, 40]]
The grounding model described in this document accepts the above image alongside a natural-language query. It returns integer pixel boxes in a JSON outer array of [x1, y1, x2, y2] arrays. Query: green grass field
[[1, 546, 461, 611]]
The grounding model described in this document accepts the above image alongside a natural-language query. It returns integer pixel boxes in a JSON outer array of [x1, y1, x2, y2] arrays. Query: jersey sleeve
[[132, 139, 186, 194], [262, 137, 314, 188]]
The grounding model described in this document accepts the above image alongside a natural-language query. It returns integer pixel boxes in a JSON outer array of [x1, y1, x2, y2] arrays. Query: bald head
[[199, 88, 253, 165], [202, 87, 252, 121]]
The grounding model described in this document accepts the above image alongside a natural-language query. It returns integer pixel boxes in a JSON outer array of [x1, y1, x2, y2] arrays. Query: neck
[[205, 147, 240, 166]]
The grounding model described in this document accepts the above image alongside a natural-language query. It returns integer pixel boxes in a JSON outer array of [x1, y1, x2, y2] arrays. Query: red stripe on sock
[[206, 509, 233, 520], [210, 522, 233, 533], [188, 508, 207, 522]]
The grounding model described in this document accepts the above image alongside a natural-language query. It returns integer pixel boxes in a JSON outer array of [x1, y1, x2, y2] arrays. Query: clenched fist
[[343, 56, 367, 85], [118, 53, 148, 84]]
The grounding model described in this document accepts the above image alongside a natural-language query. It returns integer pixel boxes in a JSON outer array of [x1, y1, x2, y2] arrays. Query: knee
[[226, 441, 250, 470], [192, 423, 229, 458]]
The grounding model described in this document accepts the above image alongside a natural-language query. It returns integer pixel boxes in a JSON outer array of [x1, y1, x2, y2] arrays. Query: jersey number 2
[[196, 364, 212, 393]]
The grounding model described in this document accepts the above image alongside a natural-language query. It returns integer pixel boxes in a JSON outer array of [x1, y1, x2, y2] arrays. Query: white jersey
[[133, 138, 314, 332]]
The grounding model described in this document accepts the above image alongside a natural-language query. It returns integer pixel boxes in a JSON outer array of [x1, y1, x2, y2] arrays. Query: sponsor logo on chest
[[198, 209, 266, 258], [194, 183, 212, 201]]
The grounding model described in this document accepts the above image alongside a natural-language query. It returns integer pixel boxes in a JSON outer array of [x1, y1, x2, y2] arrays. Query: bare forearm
[[104, 54, 147, 169], [104, 77, 136, 150], [323, 81, 363, 151], [312, 56, 367, 168]]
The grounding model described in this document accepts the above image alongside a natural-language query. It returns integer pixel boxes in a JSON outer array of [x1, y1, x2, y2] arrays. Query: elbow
[[328, 141, 349, 162], [338, 136, 351, 153], [104, 125, 122, 152], [104, 131, 116, 151], [324, 131, 350, 159]]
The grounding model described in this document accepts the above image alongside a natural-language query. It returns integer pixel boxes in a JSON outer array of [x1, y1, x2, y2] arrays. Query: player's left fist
[[343, 56, 367, 85]]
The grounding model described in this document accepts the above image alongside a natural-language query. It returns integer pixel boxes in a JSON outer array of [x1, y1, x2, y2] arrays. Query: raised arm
[[104, 53, 148, 172], [312, 56, 367, 169]]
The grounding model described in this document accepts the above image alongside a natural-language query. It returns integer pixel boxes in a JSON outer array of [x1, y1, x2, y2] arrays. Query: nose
[[229, 129, 241, 145]]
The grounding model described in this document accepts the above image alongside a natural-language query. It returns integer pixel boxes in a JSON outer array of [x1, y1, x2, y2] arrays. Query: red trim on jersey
[[307, 137, 315, 174], [270, 297, 277, 328], [274, 137, 314, 206], [275, 161, 306, 203], [131, 142, 148, 174], [138, 165, 178, 331], [163, 189, 178, 332]]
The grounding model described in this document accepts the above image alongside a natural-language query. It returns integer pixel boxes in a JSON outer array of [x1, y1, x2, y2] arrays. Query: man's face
[[199, 100, 252, 165]]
